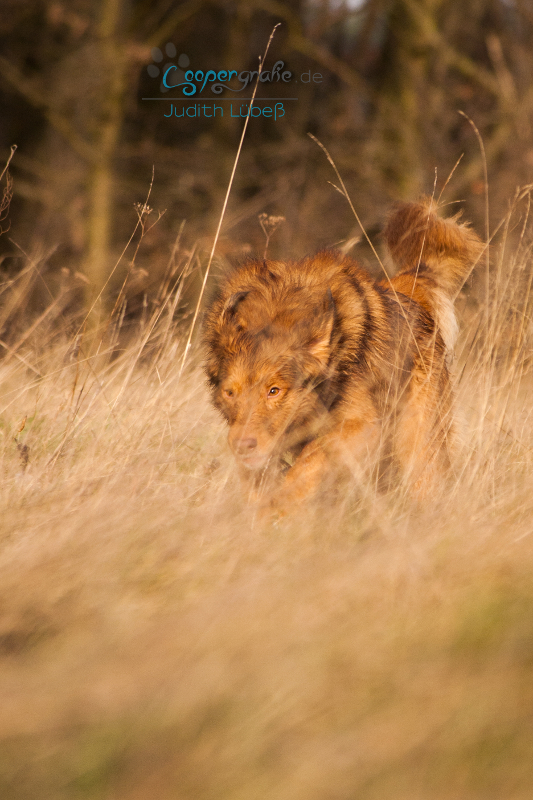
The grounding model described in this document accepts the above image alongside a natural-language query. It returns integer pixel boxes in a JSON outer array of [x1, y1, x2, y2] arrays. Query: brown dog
[[203, 200, 483, 511]]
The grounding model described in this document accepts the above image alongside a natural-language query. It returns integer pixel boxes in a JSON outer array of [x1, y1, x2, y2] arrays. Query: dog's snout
[[235, 437, 257, 455]]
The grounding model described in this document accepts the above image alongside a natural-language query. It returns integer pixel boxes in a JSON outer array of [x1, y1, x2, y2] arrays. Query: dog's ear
[[220, 290, 250, 324], [307, 289, 335, 368]]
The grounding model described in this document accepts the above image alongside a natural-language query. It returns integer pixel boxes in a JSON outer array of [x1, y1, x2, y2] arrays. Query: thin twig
[[76, 166, 157, 340], [458, 111, 490, 317], [178, 23, 281, 377], [0, 144, 16, 184]]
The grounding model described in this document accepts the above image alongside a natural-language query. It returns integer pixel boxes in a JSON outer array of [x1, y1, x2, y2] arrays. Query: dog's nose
[[235, 437, 257, 455]]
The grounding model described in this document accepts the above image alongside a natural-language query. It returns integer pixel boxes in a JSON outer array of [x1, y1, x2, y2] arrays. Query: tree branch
[[145, 0, 205, 49], [252, 0, 367, 94], [403, 0, 500, 97]]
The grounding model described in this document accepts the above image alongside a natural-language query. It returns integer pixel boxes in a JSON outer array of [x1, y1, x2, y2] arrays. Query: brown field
[[1, 198, 533, 799]]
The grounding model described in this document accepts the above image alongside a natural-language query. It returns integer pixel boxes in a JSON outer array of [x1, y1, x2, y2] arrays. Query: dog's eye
[[223, 388, 234, 398], [268, 386, 280, 396]]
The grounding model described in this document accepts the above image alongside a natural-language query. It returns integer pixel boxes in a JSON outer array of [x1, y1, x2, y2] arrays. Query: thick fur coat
[[203, 200, 483, 511]]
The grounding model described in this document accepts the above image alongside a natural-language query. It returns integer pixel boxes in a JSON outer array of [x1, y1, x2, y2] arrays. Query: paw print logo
[[147, 44, 190, 93]]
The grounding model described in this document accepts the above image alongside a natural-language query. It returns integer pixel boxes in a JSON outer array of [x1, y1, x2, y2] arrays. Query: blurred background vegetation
[[1, 0, 533, 324]]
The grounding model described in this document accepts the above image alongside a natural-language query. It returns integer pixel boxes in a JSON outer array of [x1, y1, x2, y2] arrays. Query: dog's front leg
[[236, 459, 286, 508], [265, 417, 381, 516]]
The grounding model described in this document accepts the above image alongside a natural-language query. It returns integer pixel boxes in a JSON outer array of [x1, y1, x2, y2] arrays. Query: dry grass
[[1, 197, 533, 799]]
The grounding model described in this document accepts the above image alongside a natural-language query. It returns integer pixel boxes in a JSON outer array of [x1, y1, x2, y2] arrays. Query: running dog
[[203, 199, 483, 511]]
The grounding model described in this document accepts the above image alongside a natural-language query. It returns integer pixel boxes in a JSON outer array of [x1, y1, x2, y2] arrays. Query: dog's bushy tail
[[384, 198, 484, 296]]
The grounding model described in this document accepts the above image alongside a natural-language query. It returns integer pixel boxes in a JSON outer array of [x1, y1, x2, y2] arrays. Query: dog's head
[[204, 283, 337, 471]]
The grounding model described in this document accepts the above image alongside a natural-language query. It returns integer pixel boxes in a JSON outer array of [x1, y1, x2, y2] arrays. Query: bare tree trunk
[[368, 0, 430, 199], [84, 0, 127, 331]]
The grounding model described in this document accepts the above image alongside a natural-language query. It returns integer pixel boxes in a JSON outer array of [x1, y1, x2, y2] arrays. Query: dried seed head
[[258, 213, 285, 238]]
